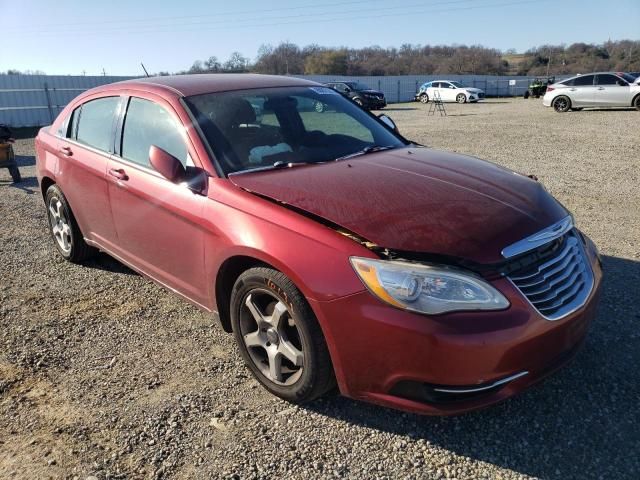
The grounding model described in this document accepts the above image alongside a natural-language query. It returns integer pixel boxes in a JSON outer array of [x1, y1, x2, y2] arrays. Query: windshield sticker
[[309, 87, 339, 95]]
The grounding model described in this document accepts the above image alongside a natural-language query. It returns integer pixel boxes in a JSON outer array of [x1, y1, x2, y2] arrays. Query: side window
[[573, 75, 594, 86], [121, 97, 188, 168], [597, 74, 621, 85], [75, 97, 120, 152], [432, 82, 442, 88]]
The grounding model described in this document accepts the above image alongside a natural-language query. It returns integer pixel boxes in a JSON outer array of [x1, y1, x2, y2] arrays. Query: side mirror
[[617, 80, 628, 86], [149, 145, 185, 183], [378, 114, 398, 133]]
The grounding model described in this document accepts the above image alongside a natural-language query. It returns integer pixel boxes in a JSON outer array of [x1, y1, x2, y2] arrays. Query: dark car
[[35, 74, 601, 415], [324, 81, 386, 110]]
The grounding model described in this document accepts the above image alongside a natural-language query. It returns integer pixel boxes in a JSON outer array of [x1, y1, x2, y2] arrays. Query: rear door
[[57, 96, 121, 247], [429, 82, 444, 101], [595, 74, 631, 106], [106, 94, 208, 305], [565, 75, 597, 106]]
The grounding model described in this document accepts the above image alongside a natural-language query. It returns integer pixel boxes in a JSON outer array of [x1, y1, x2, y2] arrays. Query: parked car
[[415, 80, 485, 103], [35, 74, 602, 415], [324, 81, 386, 110], [543, 72, 640, 112]]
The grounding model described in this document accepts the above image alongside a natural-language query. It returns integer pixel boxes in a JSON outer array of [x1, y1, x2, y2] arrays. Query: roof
[[110, 74, 319, 97]]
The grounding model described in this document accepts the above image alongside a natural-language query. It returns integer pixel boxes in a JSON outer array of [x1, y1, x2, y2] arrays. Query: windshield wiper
[[335, 145, 396, 162]]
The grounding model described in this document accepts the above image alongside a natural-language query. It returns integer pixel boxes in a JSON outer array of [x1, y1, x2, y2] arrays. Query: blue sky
[[4, 0, 639, 75]]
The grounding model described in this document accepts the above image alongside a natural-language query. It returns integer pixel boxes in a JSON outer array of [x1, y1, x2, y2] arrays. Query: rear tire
[[45, 185, 95, 263], [553, 96, 571, 113], [456, 93, 467, 104], [230, 267, 335, 404], [353, 97, 364, 108], [314, 101, 325, 113], [8, 165, 21, 183]]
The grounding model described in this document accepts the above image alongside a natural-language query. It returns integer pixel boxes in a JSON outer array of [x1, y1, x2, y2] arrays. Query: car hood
[[464, 87, 484, 94], [229, 147, 568, 263]]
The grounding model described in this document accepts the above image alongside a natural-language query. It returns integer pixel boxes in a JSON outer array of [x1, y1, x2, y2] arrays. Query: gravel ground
[[1, 98, 639, 480]]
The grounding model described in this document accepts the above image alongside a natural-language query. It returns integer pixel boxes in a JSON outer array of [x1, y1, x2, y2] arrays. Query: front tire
[[45, 185, 95, 262], [420, 93, 429, 104], [633, 94, 640, 111], [553, 96, 571, 113], [230, 267, 335, 404], [456, 93, 467, 104]]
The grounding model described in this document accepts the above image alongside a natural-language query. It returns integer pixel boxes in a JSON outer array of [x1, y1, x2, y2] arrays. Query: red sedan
[[35, 74, 602, 415]]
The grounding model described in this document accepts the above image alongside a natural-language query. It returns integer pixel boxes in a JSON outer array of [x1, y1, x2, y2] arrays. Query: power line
[[17, 0, 544, 37], [5, 0, 387, 33]]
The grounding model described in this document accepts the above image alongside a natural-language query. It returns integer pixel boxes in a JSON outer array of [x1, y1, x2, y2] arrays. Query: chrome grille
[[507, 232, 594, 320]]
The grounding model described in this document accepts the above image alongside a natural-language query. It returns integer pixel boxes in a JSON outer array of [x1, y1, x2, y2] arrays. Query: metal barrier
[[1, 74, 567, 127]]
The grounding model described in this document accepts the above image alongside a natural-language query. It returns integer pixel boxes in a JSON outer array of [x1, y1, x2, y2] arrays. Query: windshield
[[619, 72, 636, 83], [449, 81, 464, 88], [185, 86, 404, 175], [346, 82, 372, 91]]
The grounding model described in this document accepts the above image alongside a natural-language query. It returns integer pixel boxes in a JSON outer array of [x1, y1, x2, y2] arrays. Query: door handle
[[597, 87, 605, 90], [60, 146, 73, 156], [569, 88, 577, 91], [108, 168, 128, 181]]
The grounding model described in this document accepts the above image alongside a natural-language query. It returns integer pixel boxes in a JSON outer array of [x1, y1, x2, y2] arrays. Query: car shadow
[[573, 107, 636, 112], [377, 107, 419, 112], [303, 254, 640, 479], [15, 154, 36, 167], [83, 252, 138, 276]]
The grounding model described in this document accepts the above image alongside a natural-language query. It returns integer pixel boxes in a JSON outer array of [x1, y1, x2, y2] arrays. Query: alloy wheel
[[239, 289, 304, 386], [48, 196, 72, 254], [554, 97, 569, 112]]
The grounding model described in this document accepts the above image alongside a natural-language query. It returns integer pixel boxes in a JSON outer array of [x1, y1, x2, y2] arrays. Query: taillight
[[546, 86, 555, 93]]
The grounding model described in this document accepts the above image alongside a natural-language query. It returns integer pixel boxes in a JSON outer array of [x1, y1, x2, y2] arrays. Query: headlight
[[350, 257, 509, 315]]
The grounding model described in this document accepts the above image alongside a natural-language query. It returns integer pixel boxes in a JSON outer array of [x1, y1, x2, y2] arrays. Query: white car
[[543, 72, 640, 112], [415, 80, 485, 104]]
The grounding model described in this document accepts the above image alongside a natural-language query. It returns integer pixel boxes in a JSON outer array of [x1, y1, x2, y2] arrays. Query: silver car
[[543, 72, 640, 112]]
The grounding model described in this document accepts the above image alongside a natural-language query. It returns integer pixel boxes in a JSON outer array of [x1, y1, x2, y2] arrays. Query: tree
[[304, 50, 348, 75], [224, 52, 249, 72]]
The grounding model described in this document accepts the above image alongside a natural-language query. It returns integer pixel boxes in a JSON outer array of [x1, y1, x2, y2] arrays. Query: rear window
[[75, 97, 120, 152], [571, 75, 595, 87]]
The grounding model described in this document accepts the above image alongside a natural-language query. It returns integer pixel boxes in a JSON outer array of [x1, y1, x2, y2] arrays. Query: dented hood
[[229, 147, 568, 263]]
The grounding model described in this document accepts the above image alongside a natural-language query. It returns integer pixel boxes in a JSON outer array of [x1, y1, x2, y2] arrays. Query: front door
[[595, 74, 631, 106], [106, 95, 208, 306]]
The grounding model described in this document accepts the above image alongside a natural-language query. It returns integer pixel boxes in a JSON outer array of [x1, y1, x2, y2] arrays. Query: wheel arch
[[40, 176, 56, 199], [215, 254, 271, 333]]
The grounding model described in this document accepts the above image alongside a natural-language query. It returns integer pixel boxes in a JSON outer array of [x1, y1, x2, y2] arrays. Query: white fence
[[1, 73, 551, 127]]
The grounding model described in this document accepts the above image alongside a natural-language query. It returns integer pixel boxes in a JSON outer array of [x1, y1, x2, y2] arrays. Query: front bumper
[[363, 97, 387, 109], [310, 237, 602, 415]]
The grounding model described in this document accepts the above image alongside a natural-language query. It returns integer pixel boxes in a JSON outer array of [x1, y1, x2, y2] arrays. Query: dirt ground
[[1, 98, 639, 479]]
